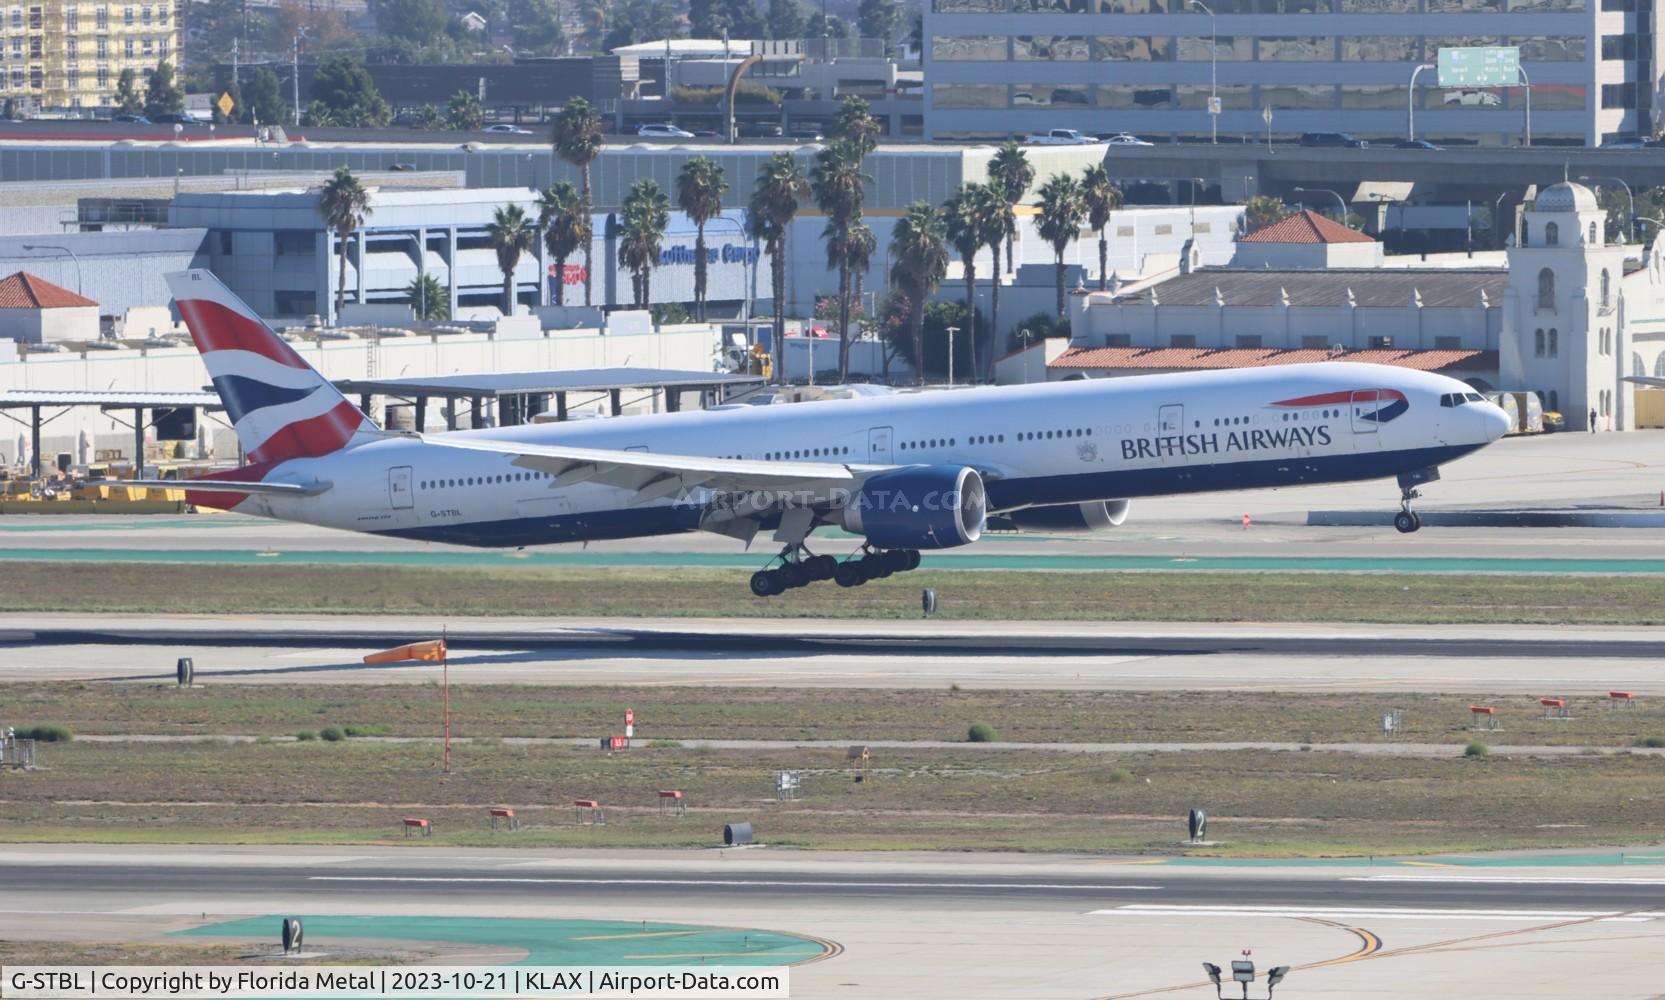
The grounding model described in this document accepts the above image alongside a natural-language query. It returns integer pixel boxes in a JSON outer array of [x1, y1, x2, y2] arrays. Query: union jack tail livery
[[165, 270, 376, 464]]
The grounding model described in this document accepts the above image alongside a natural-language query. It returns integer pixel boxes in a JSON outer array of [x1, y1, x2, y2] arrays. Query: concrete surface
[[2, 846, 1663, 998], [6, 614, 1665, 694]]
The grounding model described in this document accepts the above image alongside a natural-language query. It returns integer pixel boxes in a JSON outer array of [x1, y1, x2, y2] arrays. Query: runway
[[9, 613, 1665, 694], [4, 847, 1663, 998]]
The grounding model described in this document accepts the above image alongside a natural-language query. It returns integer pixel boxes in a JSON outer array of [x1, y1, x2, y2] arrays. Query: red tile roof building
[[1239, 210, 1375, 245], [0, 272, 98, 310]]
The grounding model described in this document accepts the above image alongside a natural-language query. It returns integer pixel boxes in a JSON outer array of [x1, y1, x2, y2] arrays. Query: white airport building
[[1040, 184, 1665, 431]]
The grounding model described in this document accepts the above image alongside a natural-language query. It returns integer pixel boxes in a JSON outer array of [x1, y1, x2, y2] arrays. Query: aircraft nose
[[1481, 401, 1511, 441]]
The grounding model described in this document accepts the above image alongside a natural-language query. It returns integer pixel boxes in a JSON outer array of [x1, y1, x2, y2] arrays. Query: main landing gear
[[749, 544, 922, 597]]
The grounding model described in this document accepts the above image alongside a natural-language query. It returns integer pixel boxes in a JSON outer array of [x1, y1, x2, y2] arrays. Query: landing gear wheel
[[882, 549, 912, 573], [904, 549, 923, 571], [810, 554, 839, 581], [750, 569, 783, 597], [1393, 510, 1420, 534], [834, 562, 866, 588], [780, 562, 809, 588], [862, 553, 892, 579]]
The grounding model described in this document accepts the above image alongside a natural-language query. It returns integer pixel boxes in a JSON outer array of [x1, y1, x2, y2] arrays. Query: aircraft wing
[[416, 434, 869, 505], [1624, 376, 1665, 389], [126, 479, 332, 496]]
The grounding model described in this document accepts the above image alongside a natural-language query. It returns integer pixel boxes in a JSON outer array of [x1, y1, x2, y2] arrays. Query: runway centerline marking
[[1092, 904, 1662, 922], [307, 876, 1166, 891]]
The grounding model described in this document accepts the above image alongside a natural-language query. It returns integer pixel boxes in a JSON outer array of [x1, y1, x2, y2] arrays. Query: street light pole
[[22, 244, 84, 296], [1407, 62, 1435, 142], [1188, 0, 1218, 145], [1293, 186, 1348, 223], [945, 325, 958, 385], [1578, 174, 1634, 242]]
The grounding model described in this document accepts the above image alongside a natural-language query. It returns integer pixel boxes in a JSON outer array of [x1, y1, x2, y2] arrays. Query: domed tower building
[[1503, 181, 1631, 432]]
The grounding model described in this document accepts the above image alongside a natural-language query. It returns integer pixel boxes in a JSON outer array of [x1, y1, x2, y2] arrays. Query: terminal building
[[1048, 185, 1665, 430], [923, 0, 1657, 145]]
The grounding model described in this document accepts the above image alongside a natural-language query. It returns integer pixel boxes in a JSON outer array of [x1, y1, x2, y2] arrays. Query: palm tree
[[405, 273, 448, 321], [1081, 165, 1122, 292], [981, 188, 1012, 381], [832, 95, 881, 158], [618, 179, 670, 308], [1035, 174, 1085, 322], [748, 152, 809, 384], [887, 201, 948, 386], [988, 141, 1034, 275], [486, 203, 536, 316], [675, 157, 729, 321], [552, 97, 604, 305], [942, 182, 1003, 383], [846, 221, 876, 319], [536, 181, 590, 308], [317, 166, 372, 320], [812, 140, 869, 380]]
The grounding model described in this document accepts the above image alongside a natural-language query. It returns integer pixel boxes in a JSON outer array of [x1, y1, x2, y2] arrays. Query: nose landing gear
[[1392, 467, 1439, 534]]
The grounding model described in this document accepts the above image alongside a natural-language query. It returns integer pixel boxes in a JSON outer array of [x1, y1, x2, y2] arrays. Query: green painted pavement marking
[[5, 546, 1665, 574], [175, 915, 825, 966], [1150, 851, 1665, 868], [0, 517, 245, 532]]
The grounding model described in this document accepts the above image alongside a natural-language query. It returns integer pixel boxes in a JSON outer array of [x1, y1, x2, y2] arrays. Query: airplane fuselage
[[227, 362, 1507, 547]]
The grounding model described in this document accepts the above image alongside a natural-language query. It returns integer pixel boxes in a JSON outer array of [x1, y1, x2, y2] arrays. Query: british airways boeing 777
[[150, 270, 1510, 596]]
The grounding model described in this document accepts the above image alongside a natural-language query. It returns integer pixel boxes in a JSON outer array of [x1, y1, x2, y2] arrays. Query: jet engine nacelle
[[839, 465, 986, 549], [1001, 499, 1131, 533]]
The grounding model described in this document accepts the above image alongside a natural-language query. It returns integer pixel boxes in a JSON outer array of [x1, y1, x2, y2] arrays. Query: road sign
[[1437, 46, 1520, 88], [216, 91, 235, 117]]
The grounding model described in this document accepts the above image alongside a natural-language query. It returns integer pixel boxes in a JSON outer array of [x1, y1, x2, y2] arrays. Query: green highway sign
[[1437, 46, 1521, 88]]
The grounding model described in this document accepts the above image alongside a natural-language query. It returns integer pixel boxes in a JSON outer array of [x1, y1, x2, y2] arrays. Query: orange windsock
[[364, 639, 447, 664]]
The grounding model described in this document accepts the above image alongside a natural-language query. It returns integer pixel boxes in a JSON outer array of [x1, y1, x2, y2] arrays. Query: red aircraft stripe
[[177, 298, 311, 369], [247, 398, 365, 464], [1273, 389, 1407, 407], [181, 460, 283, 511]]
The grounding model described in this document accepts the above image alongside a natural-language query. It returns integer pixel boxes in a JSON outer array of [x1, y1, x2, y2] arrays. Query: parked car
[[1101, 132, 1154, 146], [1026, 128, 1097, 146], [637, 123, 695, 138], [1443, 89, 1501, 107], [738, 121, 783, 138], [388, 162, 419, 172], [150, 112, 205, 125], [1393, 139, 1443, 150], [112, 113, 151, 124], [1299, 131, 1368, 149], [787, 126, 826, 141], [1601, 136, 1650, 150], [692, 129, 721, 138], [483, 123, 533, 135]]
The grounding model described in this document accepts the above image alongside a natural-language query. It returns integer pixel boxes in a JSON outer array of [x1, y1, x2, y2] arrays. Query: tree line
[[315, 96, 1129, 385]]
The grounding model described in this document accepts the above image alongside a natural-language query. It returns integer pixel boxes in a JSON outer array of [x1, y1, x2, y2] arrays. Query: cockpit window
[[1440, 393, 1456, 407], [1464, 392, 1484, 402]]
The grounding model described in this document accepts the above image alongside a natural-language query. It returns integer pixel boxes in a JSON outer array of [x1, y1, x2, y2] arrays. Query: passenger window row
[[767, 446, 853, 460], [1279, 408, 1340, 422], [421, 471, 552, 490], [1016, 428, 1092, 441]]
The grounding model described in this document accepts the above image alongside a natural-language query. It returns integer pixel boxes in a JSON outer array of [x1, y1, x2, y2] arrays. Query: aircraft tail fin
[[165, 270, 375, 464]]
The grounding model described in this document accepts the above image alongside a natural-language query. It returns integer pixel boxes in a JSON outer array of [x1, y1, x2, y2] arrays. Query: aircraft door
[[1158, 404, 1184, 435], [868, 426, 894, 464], [388, 466, 414, 509]]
